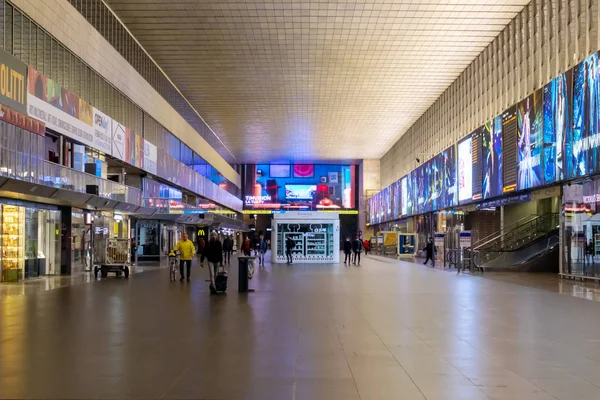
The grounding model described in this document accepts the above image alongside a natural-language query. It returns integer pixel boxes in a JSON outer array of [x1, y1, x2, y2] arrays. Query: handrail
[[471, 213, 538, 249], [472, 213, 557, 251]]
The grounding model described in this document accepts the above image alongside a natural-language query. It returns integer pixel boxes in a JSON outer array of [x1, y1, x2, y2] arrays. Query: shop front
[[0, 200, 61, 282]]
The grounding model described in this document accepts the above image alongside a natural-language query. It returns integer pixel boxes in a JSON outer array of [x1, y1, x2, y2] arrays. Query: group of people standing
[[343, 236, 370, 265]]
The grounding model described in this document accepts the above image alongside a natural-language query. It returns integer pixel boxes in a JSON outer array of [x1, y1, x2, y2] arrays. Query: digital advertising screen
[[471, 127, 484, 201], [406, 170, 415, 216], [543, 70, 571, 183], [415, 164, 426, 214], [401, 176, 408, 216], [482, 117, 503, 199], [458, 135, 473, 204], [502, 105, 518, 192], [392, 180, 401, 220], [440, 145, 457, 208], [382, 186, 391, 222], [570, 52, 599, 178], [430, 155, 442, 212], [244, 164, 356, 210], [517, 90, 544, 190]]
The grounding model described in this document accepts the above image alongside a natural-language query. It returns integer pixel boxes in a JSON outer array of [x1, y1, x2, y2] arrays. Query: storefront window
[[273, 218, 338, 263], [137, 220, 160, 259]]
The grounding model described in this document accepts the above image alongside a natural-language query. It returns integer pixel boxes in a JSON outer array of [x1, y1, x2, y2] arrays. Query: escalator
[[472, 213, 560, 272]]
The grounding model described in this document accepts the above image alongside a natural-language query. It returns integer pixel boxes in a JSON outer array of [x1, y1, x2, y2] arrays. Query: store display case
[[272, 212, 340, 263], [1, 205, 25, 282]]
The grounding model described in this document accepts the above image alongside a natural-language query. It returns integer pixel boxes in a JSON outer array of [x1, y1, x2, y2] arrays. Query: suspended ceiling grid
[[105, 0, 530, 163]]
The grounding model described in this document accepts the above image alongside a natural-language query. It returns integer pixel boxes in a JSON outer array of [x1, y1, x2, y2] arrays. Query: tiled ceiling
[[105, 0, 529, 163]]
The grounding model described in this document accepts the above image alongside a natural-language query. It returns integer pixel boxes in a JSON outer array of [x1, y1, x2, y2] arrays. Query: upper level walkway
[[1, 255, 600, 399]]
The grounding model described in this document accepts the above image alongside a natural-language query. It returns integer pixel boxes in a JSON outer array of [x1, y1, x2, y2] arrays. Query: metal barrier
[[445, 248, 483, 274]]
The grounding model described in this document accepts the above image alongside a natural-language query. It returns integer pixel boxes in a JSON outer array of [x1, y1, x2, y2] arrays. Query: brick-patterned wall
[[11, 0, 240, 187]]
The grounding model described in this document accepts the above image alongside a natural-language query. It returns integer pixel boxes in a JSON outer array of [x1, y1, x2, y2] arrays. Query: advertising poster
[[502, 105, 518, 192], [430, 154, 442, 212], [517, 90, 544, 190], [440, 145, 457, 208], [134, 134, 143, 169], [27, 66, 95, 147], [482, 117, 502, 199], [143, 139, 158, 175], [111, 120, 129, 162], [570, 52, 599, 178], [405, 171, 414, 216], [414, 165, 425, 215], [458, 135, 473, 203], [401, 176, 408, 217], [543, 70, 571, 183], [92, 107, 112, 155], [392, 180, 401, 220], [0, 49, 27, 114]]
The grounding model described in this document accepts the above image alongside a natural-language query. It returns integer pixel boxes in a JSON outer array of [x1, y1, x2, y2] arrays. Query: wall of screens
[[368, 52, 598, 226]]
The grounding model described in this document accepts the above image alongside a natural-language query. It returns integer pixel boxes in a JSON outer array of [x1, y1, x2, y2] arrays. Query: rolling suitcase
[[214, 265, 228, 293]]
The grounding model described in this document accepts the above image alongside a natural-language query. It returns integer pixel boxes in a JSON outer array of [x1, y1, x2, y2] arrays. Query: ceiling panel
[[105, 0, 530, 163]]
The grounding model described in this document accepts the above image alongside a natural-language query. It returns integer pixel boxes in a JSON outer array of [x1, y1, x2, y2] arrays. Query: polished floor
[[2, 255, 600, 399]]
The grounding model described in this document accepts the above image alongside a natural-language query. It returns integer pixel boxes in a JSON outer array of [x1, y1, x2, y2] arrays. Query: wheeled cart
[[93, 238, 131, 279]]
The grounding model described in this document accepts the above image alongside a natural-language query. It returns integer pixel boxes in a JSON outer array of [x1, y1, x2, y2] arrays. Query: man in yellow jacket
[[174, 232, 196, 282]]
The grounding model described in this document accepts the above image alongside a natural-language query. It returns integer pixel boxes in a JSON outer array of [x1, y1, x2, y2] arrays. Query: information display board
[[502, 105, 518, 193], [483, 117, 503, 199], [458, 135, 473, 204], [471, 127, 484, 201]]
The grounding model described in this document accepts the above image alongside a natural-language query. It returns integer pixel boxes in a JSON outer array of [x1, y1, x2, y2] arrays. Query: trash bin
[[237, 256, 256, 293]]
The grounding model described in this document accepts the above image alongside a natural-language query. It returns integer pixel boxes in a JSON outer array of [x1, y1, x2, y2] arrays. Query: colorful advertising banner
[[92, 107, 112, 155], [392, 180, 401, 220], [401, 176, 408, 216], [440, 145, 457, 209], [543, 70, 571, 183], [483, 117, 503, 199], [0, 104, 44, 135], [27, 66, 95, 147], [570, 52, 599, 178], [143, 139, 158, 175], [517, 90, 544, 190], [0, 49, 27, 114]]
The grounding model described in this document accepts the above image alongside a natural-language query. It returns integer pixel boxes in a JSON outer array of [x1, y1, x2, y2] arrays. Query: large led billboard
[[440, 145, 457, 208], [401, 176, 408, 216], [458, 135, 473, 203], [543, 70, 571, 183], [517, 89, 544, 190], [244, 164, 356, 210], [392, 180, 401, 220], [569, 52, 599, 178], [483, 117, 503, 199]]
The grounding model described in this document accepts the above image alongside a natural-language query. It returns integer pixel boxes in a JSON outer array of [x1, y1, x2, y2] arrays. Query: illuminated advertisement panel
[[502, 105, 518, 192], [440, 145, 457, 209], [517, 90, 544, 190], [401, 176, 408, 216], [543, 70, 572, 183], [406, 171, 415, 216], [458, 135, 473, 204], [483, 117, 503, 199], [392, 180, 401, 220], [569, 52, 599, 178], [244, 164, 356, 210]]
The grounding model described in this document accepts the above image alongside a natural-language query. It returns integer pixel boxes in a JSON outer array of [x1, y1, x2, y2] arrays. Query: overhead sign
[[0, 49, 27, 114]]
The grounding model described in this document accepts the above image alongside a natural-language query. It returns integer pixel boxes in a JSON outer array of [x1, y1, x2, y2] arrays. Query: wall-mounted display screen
[[401, 176, 408, 216], [502, 105, 518, 192], [458, 135, 473, 203], [440, 145, 457, 208], [429, 155, 441, 212], [569, 52, 599, 178], [270, 164, 291, 178], [406, 171, 415, 216], [517, 90, 544, 190], [543, 70, 571, 184], [392, 180, 401, 220], [483, 117, 503, 199], [471, 127, 484, 201], [244, 164, 356, 210]]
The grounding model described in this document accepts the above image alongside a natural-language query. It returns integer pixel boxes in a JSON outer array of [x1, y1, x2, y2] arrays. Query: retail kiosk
[[271, 212, 340, 264]]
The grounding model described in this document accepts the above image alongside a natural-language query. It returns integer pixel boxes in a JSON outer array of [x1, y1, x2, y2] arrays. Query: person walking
[[352, 235, 363, 265], [173, 232, 196, 282], [205, 231, 223, 293], [285, 236, 295, 264], [343, 237, 352, 265], [242, 236, 252, 257], [257, 234, 268, 267], [198, 236, 206, 267], [223, 235, 233, 264], [363, 238, 371, 256], [423, 238, 434, 266]]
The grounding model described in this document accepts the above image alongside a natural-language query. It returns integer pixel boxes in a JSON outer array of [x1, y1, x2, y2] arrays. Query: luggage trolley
[[94, 238, 131, 279]]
